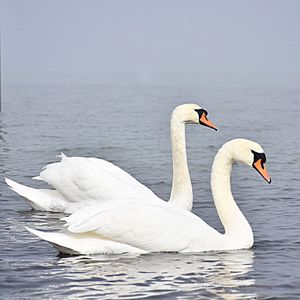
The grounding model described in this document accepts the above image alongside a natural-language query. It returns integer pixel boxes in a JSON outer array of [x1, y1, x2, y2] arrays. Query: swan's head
[[226, 139, 271, 184], [172, 104, 217, 130]]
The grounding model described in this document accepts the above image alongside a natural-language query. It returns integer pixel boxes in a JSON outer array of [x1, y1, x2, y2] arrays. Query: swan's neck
[[169, 115, 192, 211], [211, 147, 253, 247]]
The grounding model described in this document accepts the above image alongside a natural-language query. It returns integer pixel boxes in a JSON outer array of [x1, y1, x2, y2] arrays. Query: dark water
[[0, 84, 299, 299]]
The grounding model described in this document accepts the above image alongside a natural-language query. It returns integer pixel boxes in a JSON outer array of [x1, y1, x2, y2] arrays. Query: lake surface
[[0, 83, 299, 299]]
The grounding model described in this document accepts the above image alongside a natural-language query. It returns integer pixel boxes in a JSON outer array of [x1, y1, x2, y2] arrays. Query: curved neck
[[168, 114, 193, 211], [211, 146, 253, 247]]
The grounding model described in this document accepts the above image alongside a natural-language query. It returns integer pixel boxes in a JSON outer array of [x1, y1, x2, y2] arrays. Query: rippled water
[[1, 84, 299, 299]]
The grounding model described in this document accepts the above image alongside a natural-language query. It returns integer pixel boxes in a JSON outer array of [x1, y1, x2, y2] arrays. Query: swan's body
[[6, 156, 159, 213], [6, 104, 216, 213], [27, 139, 271, 255]]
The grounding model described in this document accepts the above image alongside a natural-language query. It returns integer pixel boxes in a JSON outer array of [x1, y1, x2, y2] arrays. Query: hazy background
[[2, 0, 300, 87]]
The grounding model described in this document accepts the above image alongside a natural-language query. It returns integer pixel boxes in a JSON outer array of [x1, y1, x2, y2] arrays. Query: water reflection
[[17, 211, 256, 298], [0, 117, 7, 142], [15, 198, 257, 299], [55, 250, 256, 299], [0, 117, 8, 198]]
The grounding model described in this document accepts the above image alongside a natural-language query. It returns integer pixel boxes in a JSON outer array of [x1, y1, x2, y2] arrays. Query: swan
[[26, 138, 271, 255], [6, 104, 217, 213]]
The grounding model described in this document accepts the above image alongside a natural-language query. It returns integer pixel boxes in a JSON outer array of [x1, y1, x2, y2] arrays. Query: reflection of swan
[[52, 250, 256, 300], [0, 118, 7, 142], [27, 139, 271, 255], [0, 118, 8, 180], [6, 104, 217, 213]]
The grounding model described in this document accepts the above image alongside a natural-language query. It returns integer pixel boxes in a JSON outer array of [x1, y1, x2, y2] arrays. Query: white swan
[[6, 104, 217, 213], [26, 138, 271, 255]]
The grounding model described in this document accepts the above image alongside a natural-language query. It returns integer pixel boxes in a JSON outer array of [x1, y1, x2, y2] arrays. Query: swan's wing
[[64, 200, 219, 252], [5, 178, 67, 212], [38, 157, 159, 205], [26, 227, 146, 255]]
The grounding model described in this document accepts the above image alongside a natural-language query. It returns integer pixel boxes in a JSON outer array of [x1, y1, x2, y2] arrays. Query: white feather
[[5, 178, 66, 212], [26, 139, 267, 255]]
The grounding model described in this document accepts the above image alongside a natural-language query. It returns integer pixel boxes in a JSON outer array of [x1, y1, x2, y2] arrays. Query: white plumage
[[26, 139, 271, 255]]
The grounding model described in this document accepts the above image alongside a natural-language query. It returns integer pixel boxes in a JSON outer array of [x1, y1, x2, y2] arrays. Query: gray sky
[[2, 0, 300, 86]]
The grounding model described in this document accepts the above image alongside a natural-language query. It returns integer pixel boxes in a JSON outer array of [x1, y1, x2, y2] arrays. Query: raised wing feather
[[39, 157, 159, 204]]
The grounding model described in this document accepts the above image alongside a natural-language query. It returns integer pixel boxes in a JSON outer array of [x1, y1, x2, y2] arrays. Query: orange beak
[[253, 159, 271, 184], [199, 113, 217, 131]]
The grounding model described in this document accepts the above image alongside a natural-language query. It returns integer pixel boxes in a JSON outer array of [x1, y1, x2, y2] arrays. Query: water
[[0, 83, 299, 299]]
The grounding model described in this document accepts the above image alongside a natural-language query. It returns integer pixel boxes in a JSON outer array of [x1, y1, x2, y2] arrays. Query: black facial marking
[[251, 150, 266, 169], [195, 108, 208, 119], [195, 108, 209, 127]]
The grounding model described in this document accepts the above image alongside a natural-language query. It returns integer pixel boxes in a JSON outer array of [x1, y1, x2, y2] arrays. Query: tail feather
[[5, 178, 66, 212], [25, 227, 146, 255], [56, 152, 67, 161], [25, 227, 81, 255]]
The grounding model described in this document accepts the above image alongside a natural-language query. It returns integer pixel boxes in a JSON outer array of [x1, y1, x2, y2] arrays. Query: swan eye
[[195, 108, 208, 118], [194, 108, 217, 131], [251, 150, 271, 183], [251, 150, 267, 166]]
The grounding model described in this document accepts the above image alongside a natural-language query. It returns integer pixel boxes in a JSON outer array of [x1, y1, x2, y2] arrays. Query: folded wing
[[64, 200, 219, 253]]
